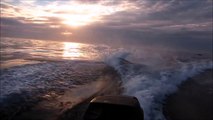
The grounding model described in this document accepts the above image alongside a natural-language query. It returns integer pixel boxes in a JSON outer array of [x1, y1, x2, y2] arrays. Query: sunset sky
[[1, 0, 212, 51]]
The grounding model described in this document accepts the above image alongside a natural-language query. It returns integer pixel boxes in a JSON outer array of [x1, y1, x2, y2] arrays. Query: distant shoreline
[[163, 69, 213, 120]]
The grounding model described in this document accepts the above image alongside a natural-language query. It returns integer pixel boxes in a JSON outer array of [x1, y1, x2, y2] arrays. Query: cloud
[[99, 0, 212, 31], [1, 17, 65, 40], [0, 0, 138, 40], [1, 0, 212, 52], [1, 0, 135, 27]]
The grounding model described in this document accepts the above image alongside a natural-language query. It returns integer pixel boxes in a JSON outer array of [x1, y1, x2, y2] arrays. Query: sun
[[56, 2, 125, 27], [59, 4, 104, 27], [61, 14, 99, 27]]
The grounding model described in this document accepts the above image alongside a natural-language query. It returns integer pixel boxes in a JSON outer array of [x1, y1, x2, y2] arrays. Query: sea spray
[[105, 51, 213, 120]]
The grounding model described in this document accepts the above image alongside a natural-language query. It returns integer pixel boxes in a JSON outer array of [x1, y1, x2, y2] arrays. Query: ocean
[[0, 37, 212, 120]]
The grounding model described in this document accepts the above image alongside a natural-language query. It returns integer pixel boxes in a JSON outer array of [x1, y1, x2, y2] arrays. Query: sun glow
[[58, 2, 123, 27], [62, 14, 99, 27]]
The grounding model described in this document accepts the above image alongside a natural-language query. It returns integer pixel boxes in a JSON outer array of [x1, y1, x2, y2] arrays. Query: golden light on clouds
[[57, 2, 125, 27], [1, 0, 137, 27], [62, 14, 99, 27]]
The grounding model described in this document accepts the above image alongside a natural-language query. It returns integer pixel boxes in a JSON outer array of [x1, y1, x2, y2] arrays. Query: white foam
[[105, 51, 213, 120]]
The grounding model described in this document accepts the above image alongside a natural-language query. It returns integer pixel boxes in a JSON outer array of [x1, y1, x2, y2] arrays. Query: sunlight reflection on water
[[63, 42, 89, 60], [1, 38, 100, 61], [0, 38, 107, 68]]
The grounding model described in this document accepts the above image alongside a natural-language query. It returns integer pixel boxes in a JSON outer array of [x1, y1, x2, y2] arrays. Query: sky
[[0, 0, 212, 52]]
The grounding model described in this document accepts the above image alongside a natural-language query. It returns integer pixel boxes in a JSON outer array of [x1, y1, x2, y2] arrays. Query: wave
[[0, 60, 106, 100], [105, 51, 213, 120], [0, 59, 122, 120], [1, 40, 212, 120]]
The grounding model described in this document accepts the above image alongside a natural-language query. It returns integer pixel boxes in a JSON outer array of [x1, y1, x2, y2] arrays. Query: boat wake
[[106, 51, 213, 120]]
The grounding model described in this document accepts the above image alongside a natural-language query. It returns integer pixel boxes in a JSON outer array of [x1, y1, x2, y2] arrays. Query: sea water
[[0, 37, 212, 120]]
